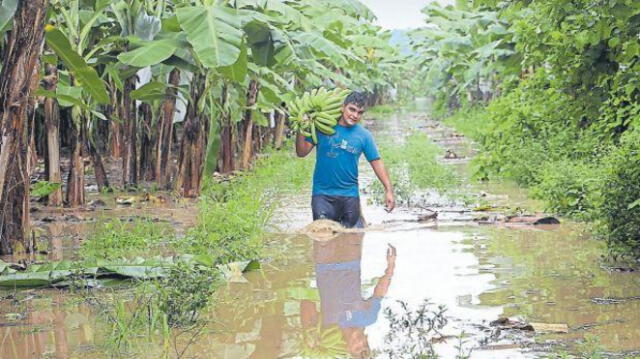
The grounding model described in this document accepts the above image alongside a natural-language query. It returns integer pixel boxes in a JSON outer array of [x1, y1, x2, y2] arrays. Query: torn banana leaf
[[0, 255, 260, 289]]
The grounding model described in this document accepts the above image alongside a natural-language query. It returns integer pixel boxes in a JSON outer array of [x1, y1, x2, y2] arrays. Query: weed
[[598, 129, 640, 259], [98, 260, 218, 356], [439, 82, 640, 260], [454, 331, 473, 359], [530, 159, 603, 219], [377, 299, 448, 359], [442, 106, 490, 141], [370, 133, 460, 206], [181, 145, 312, 263], [100, 287, 169, 352], [80, 217, 175, 259], [154, 260, 218, 326]]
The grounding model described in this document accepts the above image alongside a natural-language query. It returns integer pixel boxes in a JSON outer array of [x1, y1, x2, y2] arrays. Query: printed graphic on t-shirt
[[327, 136, 359, 158]]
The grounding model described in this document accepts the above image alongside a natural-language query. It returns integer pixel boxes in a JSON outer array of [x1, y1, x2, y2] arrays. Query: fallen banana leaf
[[0, 259, 18, 274], [217, 260, 261, 283], [0, 255, 260, 289]]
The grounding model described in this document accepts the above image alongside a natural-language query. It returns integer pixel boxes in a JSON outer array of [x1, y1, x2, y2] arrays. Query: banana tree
[[43, 0, 112, 204], [0, 0, 48, 254], [409, 2, 517, 106]]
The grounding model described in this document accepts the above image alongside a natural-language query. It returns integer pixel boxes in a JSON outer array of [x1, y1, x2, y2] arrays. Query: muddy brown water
[[2, 109, 640, 358]]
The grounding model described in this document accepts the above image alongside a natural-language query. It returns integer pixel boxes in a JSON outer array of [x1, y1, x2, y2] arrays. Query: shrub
[[531, 160, 603, 219], [598, 129, 640, 259]]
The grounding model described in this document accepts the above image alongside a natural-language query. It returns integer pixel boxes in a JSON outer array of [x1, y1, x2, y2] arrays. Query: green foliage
[[530, 160, 603, 219], [378, 299, 458, 359], [181, 147, 312, 263], [101, 288, 170, 352], [44, 27, 109, 104], [442, 105, 490, 140], [99, 261, 217, 353], [366, 104, 396, 117], [430, 0, 640, 259], [81, 218, 174, 259], [117, 37, 183, 67], [175, 5, 243, 68], [409, 2, 519, 107], [443, 86, 609, 218], [0, 254, 222, 288], [598, 129, 640, 259], [0, 0, 17, 34], [154, 260, 218, 326], [30, 180, 61, 198], [372, 133, 459, 206]]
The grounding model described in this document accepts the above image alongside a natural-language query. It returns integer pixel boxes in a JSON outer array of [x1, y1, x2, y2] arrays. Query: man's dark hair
[[344, 91, 367, 107]]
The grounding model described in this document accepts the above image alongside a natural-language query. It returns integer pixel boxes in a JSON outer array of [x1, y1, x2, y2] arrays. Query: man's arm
[[300, 300, 319, 328], [370, 159, 395, 212], [296, 133, 314, 157], [373, 244, 396, 297]]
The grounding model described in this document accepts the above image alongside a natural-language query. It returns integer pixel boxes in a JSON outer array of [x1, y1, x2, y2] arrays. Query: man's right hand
[[295, 132, 314, 157]]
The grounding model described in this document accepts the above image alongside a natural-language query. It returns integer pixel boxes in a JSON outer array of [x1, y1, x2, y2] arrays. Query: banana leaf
[[44, 27, 109, 104], [0, 255, 259, 289], [131, 81, 168, 103], [0, 0, 17, 33], [176, 5, 243, 68], [118, 37, 183, 67], [0, 259, 17, 274]]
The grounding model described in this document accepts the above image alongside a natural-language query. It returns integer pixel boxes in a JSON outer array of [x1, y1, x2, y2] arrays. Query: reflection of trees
[[0, 293, 95, 359]]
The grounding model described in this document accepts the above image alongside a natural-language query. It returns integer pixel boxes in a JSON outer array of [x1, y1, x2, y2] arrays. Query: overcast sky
[[359, 0, 455, 30]]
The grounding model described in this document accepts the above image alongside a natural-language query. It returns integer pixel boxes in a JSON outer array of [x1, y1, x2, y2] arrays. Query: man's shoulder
[[353, 124, 374, 138]]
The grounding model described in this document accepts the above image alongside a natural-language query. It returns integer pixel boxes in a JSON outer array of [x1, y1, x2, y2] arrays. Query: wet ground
[[2, 107, 640, 358]]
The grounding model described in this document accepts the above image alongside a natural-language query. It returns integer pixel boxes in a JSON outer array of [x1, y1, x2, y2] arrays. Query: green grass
[[81, 218, 175, 259], [442, 105, 491, 140], [177, 145, 313, 264], [371, 132, 460, 205], [83, 143, 312, 266]]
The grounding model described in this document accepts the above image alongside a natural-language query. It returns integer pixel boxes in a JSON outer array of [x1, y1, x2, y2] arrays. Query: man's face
[[345, 329, 370, 358], [341, 102, 365, 127]]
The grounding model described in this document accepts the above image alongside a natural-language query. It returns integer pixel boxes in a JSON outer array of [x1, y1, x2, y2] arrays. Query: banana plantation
[[0, 0, 401, 253], [1, 0, 640, 358]]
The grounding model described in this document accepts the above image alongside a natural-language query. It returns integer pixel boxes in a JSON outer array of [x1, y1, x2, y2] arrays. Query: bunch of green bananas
[[289, 87, 351, 144]]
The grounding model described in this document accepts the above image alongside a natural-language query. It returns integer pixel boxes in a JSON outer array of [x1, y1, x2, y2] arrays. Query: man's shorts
[[311, 195, 364, 228]]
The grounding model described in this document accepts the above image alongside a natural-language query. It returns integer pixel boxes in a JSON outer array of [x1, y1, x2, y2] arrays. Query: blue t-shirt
[[315, 260, 384, 328], [307, 124, 380, 197]]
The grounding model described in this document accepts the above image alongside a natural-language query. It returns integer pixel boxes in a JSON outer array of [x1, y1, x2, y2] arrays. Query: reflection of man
[[300, 233, 396, 358]]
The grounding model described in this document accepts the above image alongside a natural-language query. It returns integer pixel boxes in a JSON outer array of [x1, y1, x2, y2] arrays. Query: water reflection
[[300, 232, 395, 358], [0, 292, 94, 359]]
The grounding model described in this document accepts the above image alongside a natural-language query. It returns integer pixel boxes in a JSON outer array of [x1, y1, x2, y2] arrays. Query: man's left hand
[[385, 190, 395, 212]]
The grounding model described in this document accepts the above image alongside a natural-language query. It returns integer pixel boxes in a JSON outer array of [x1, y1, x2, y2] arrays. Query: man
[[296, 91, 395, 228]]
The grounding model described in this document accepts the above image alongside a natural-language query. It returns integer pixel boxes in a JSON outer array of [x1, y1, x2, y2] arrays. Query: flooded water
[[2, 109, 640, 358]]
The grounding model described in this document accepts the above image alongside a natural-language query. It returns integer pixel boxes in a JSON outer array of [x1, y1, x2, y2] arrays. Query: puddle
[[2, 109, 640, 358]]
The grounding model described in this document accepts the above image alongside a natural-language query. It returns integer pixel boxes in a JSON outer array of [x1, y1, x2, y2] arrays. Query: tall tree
[[174, 74, 208, 197], [42, 63, 63, 206], [0, 0, 48, 254], [156, 68, 181, 188]]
